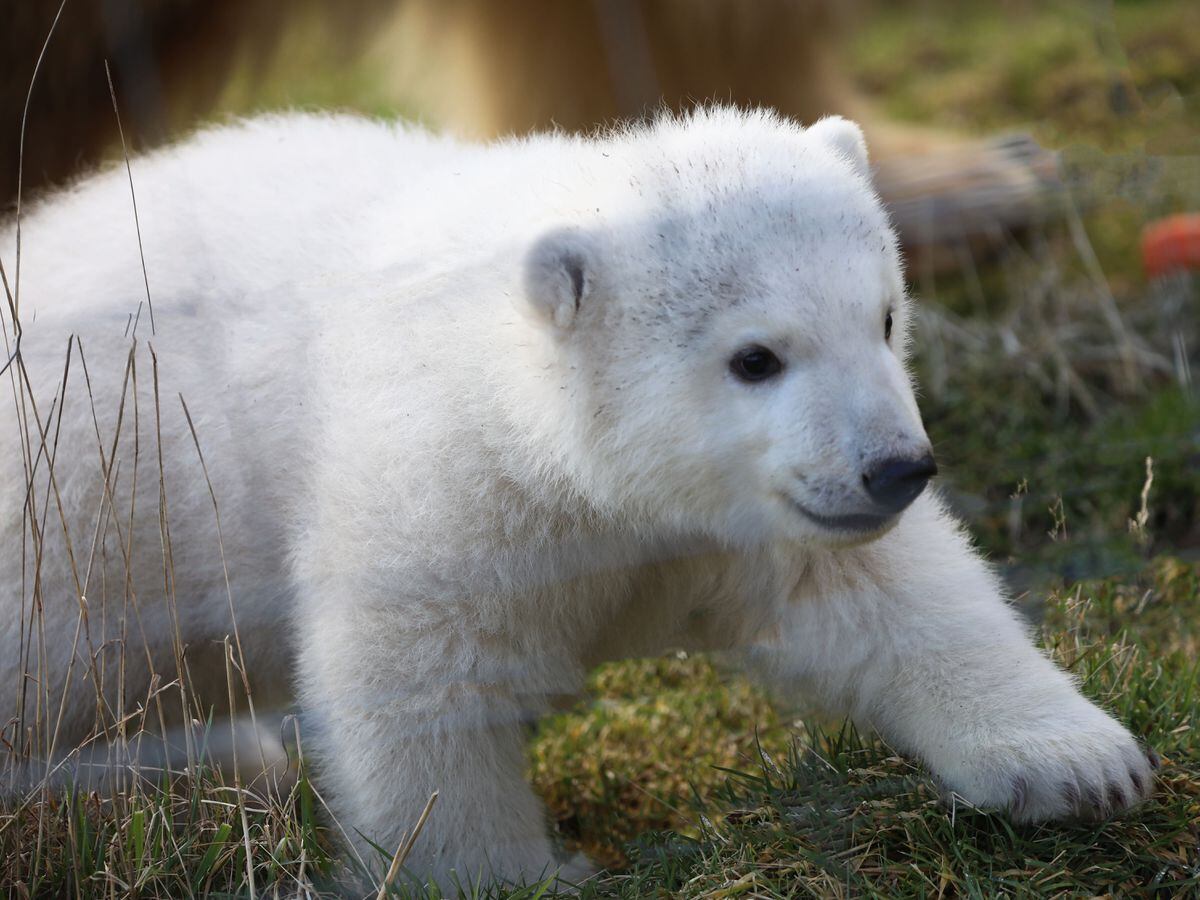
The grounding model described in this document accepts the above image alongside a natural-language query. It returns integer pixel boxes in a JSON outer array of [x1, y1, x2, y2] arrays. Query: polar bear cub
[[1, 108, 1152, 886]]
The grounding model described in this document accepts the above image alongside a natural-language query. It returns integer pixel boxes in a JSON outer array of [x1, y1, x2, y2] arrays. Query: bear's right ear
[[522, 227, 597, 331]]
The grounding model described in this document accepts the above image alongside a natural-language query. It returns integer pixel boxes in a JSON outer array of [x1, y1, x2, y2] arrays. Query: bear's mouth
[[783, 495, 893, 534]]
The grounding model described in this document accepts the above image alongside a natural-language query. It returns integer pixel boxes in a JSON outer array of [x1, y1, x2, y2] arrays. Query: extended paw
[[938, 708, 1155, 823]]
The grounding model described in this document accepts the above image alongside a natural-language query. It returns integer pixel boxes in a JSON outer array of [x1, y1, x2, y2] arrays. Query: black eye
[[884, 312, 894, 341], [730, 345, 783, 383]]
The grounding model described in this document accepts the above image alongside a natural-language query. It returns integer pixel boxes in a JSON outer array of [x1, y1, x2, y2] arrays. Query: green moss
[[530, 654, 790, 869]]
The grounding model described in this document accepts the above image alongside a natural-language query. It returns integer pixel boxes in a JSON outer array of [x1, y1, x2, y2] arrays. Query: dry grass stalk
[[376, 791, 439, 899]]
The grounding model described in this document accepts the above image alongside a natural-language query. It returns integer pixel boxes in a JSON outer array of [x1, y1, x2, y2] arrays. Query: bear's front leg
[[749, 494, 1154, 822], [296, 597, 584, 889]]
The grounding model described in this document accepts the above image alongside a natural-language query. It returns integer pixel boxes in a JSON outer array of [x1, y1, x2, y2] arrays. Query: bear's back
[[3, 115, 463, 333]]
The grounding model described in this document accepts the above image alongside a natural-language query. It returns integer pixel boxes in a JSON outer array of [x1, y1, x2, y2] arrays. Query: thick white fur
[[1, 109, 1150, 887]]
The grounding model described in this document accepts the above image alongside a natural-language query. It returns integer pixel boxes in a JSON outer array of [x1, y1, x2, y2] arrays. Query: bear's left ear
[[522, 227, 597, 331], [808, 116, 870, 179]]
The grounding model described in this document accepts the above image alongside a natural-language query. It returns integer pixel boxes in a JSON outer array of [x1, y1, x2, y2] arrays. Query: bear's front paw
[[937, 704, 1156, 823]]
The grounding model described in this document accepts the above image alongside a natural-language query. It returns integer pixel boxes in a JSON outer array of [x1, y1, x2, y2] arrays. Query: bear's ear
[[522, 227, 597, 331], [808, 116, 870, 179]]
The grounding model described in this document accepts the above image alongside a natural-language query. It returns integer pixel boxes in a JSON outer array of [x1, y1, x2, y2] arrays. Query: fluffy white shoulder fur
[[1, 108, 1152, 888]]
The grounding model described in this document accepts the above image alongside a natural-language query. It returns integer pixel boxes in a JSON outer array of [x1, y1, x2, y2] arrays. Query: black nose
[[862, 453, 938, 514]]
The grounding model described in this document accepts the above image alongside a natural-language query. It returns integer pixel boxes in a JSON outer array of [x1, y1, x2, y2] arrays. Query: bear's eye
[[729, 345, 783, 383], [884, 311, 894, 342]]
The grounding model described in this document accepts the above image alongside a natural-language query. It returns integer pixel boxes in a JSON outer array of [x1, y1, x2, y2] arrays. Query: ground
[[2, 0, 1198, 896]]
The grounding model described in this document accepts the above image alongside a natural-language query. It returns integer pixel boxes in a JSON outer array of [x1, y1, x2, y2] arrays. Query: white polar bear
[[1, 108, 1152, 887]]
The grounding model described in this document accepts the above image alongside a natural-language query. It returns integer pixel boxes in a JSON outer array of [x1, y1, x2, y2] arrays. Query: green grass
[[1, 747, 335, 896], [849, 0, 1200, 154]]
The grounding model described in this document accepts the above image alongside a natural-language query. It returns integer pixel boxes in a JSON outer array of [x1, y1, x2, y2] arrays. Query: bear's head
[[522, 110, 934, 548]]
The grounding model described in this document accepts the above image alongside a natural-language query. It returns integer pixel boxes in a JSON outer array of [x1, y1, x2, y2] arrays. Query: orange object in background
[[1142, 214, 1200, 277]]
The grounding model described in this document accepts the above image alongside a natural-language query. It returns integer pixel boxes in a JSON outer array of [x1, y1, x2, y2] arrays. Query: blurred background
[[5, 0, 1198, 876]]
